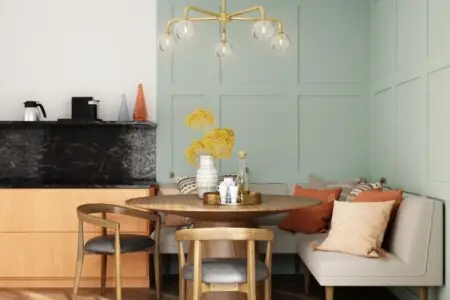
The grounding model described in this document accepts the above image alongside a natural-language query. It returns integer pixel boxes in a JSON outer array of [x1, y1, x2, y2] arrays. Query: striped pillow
[[346, 177, 386, 201]]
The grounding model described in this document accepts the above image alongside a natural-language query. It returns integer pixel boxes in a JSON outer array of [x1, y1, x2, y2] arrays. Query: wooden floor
[[0, 275, 399, 300]]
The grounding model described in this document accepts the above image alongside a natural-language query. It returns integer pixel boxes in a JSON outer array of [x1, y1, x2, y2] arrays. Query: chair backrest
[[175, 227, 274, 242], [77, 203, 160, 230], [386, 196, 443, 275]]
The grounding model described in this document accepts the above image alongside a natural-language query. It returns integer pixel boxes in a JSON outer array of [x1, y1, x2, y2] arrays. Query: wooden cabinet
[[0, 188, 151, 288]]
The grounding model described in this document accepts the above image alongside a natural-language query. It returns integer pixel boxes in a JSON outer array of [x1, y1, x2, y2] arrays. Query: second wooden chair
[[175, 227, 274, 300]]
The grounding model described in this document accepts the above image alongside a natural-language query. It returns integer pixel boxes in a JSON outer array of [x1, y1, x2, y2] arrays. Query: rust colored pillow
[[278, 186, 342, 234], [352, 189, 403, 218], [352, 189, 404, 248]]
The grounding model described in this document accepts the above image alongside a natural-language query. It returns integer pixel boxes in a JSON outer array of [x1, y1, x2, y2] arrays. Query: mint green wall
[[370, 1, 450, 300], [157, 0, 370, 184]]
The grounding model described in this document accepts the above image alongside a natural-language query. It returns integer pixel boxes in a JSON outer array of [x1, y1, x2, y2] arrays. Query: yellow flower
[[202, 128, 235, 159], [186, 108, 215, 129], [186, 140, 207, 165]]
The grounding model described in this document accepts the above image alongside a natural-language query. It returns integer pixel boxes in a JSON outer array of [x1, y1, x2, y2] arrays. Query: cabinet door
[[0, 189, 151, 233], [0, 233, 148, 278]]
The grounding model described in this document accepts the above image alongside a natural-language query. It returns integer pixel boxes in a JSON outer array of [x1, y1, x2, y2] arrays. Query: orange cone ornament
[[133, 83, 148, 121]]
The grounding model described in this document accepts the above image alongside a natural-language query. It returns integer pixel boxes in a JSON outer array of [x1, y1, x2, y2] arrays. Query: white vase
[[196, 155, 219, 199]]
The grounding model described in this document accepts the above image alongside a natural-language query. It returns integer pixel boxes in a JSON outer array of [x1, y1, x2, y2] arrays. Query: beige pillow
[[314, 200, 395, 258]]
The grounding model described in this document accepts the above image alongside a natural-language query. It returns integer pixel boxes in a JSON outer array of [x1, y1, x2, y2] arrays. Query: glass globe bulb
[[157, 34, 176, 51], [271, 33, 291, 51], [175, 20, 195, 40], [252, 20, 276, 40], [215, 41, 233, 58]]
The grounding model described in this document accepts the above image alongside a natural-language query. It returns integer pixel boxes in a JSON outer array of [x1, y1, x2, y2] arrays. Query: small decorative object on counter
[[133, 82, 148, 121], [236, 150, 250, 202], [118, 93, 130, 121], [23, 101, 47, 121], [184, 108, 236, 199]]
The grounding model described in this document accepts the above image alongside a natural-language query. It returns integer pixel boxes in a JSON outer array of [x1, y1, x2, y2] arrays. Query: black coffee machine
[[71, 97, 100, 120]]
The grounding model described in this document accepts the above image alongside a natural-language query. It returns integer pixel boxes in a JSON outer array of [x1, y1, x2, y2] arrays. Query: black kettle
[[24, 101, 47, 121]]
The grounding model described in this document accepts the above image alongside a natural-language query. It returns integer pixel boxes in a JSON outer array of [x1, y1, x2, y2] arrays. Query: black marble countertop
[[0, 120, 157, 188]]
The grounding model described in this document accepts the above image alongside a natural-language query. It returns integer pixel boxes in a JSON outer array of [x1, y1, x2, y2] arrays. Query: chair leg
[[100, 254, 107, 295], [72, 251, 84, 298], [247, 278, 257, 300], [325, 286, 334, 300], [178, 277, 185, 300], [114, 251, 122, 300], [419, 287, 428, 300], [264, 278, 271, 300], [303, 262, 310, 294], [153, 251, 161, 299]]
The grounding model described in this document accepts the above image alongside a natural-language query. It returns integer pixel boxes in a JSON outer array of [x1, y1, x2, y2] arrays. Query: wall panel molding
[[370, 5, 450, 299], [157, 0, 370, 183]]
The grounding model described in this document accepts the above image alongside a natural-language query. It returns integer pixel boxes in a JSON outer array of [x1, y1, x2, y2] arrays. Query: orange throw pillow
[[278, 186, 342, 234], [352, 189, 403, 218], [352, 189, 404, 248]]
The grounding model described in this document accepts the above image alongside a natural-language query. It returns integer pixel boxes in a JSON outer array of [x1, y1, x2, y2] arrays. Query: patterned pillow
[[176, 174, 238, 195], [345, 177, 386, 201], [176, 176, 197, 194]]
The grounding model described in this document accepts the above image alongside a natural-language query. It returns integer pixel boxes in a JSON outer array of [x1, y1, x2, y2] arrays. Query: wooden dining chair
[[72, 203, 161, 300], [175, 227, 274, 300]]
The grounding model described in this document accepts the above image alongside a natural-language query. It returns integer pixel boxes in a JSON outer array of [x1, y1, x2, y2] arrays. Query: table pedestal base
[[185, 221, 264, 300]]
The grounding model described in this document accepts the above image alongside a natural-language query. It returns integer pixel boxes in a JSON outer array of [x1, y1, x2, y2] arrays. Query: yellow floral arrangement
[[185, 108, 235, 165]]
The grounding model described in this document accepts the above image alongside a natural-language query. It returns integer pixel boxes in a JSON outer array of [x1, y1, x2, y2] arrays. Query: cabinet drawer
[[0, 189, 151, 232], [0, 233, 148, 278]]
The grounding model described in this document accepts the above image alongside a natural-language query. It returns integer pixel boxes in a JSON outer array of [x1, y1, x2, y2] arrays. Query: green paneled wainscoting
[[156, 0, 370, 185], [370, 1, 450, 300]]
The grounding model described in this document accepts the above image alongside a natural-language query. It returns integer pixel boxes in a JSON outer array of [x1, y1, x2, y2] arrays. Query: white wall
[[0, 0, 157, 121], [370, 1, 450, 300]]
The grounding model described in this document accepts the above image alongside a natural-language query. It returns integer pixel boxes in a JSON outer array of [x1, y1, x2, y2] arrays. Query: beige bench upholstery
[[297, 195, 444, 300], [158, 183, 444, 300]]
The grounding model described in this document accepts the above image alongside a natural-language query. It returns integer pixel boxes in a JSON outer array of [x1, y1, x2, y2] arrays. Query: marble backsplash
[[0, 121, 156, 187]]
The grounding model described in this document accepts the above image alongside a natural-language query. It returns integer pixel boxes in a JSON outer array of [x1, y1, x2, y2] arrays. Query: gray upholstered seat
[[85, 234, 154, 254], [181, 258, 269, 283]]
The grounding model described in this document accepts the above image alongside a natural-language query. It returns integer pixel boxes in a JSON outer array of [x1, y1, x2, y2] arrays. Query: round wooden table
[[126, 194, 320, 300]]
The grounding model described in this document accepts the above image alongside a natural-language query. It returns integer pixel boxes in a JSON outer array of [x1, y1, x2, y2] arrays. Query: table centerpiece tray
[[202, 191, 262, 206]]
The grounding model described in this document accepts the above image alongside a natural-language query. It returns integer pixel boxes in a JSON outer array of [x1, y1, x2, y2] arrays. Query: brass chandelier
[[157, 0, 291, 58]]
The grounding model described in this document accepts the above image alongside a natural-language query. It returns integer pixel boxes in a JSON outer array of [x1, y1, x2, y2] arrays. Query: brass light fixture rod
[[164, 0, 284, 40]]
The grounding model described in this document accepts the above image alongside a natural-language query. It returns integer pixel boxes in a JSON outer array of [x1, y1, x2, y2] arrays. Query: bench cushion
[[258, 226, 298, 254], [297, 233, 408, 279]]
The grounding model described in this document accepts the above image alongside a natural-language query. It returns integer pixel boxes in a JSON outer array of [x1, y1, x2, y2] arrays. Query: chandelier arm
[[189, 17, 219, 21], [227, 6, 266, 20], [268, 19, 284, 33], [165, 18, 184, 34], [184, 5, 222, 19], [229, 17, 284, 33], [229, 17, 260, 21]]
